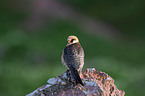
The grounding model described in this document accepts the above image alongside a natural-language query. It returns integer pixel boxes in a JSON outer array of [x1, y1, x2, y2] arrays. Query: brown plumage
[[62, 35, 84, 86]]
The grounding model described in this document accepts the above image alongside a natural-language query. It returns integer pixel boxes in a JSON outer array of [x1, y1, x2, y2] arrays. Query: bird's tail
[[69, 65, 84, 86]]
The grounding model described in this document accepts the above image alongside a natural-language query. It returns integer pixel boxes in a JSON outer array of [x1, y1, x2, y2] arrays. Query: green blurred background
[[0, 0, 145, 96]]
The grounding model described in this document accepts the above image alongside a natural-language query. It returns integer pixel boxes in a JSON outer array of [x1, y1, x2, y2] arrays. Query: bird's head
[[67, 35, 79, 45]]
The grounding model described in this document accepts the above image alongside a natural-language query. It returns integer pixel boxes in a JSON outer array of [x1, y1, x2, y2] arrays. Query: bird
[[61, 35, 84, 86]]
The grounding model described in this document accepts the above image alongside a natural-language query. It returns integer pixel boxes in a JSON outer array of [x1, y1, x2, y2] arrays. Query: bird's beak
[[68, 40, 71, 44]]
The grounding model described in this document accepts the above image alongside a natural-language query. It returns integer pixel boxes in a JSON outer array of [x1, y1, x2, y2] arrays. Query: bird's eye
[[71, 39, 75, 42]]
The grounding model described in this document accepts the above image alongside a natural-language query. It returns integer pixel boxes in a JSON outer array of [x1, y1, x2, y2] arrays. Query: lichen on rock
[[26, 68, 125, 96]]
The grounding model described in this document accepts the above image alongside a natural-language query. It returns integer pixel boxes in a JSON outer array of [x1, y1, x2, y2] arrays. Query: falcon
[[62, 35, 84, 86]]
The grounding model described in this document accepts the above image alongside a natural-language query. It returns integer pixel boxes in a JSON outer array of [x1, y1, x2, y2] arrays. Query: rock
[[26, 68, 125, 96]]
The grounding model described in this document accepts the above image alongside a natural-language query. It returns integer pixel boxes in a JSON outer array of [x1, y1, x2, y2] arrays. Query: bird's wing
[[63, 44, 80, 69], [63, 44, 84, 86]]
